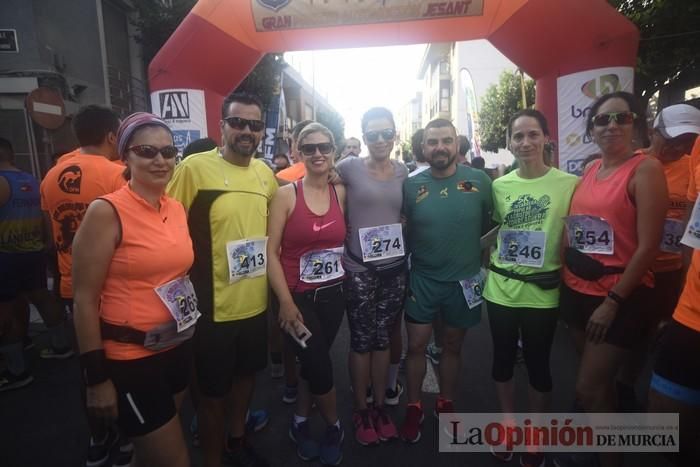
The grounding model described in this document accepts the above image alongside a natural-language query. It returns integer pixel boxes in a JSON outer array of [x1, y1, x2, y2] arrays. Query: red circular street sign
[[26, 87, 66, 130]]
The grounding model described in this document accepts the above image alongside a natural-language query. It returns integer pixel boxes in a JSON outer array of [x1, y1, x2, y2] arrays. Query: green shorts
[[405, 272, 481, 329]]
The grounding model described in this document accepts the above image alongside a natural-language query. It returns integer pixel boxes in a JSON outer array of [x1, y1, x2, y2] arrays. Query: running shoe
[[0, 370, 34, 392], [224, 438, 270, 467], [111, 440, 133, 467], [371, 406, 398, 441], [433, 398, 454, 418], [270, 363, 284, 379], [245, 409, 270, 434], [40, 346, 75, 359], [289, 419, 320, 461], [425, 342, 442, 365], [384, 381, 404, 406], [520, 452, 545, 467], [319, 424, 344, 466], [282, 384, 298, 404], [399, 405, 424, 444], [489, 444, 513, 462], [85, 428, 119, 467], [352, 409, 379, 446]]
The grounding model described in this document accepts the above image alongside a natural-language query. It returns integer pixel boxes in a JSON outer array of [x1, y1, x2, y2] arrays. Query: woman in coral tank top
[[73, 113, 194, 467], [560, 92, 668, 467]]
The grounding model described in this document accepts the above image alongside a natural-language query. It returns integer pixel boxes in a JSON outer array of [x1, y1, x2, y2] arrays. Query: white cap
[[653, 104, 700, 139]]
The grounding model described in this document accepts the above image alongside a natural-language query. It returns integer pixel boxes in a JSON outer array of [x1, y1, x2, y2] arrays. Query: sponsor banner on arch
[[557, 67, 633, 176], [251, 0, 484, 32], [150, 89, 208, 157]]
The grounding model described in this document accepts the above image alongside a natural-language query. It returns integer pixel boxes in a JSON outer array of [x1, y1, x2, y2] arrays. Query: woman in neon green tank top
[[483, 109, 578, 466]]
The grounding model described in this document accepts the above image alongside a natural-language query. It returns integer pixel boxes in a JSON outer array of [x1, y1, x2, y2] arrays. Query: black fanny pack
[[347, 249, 407, 279], [488, 264, 561, 290], [299, 281, 344, 304], [101, 320, 195, 351], [564, 247, 625, 281]]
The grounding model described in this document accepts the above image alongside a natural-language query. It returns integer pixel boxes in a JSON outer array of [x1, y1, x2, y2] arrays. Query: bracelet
[[79, 349, 109, 386], [607, 290, 625, 305]]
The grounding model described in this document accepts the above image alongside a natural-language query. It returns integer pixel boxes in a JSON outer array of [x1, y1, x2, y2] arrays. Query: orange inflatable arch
[[149, 0, 639, 172]]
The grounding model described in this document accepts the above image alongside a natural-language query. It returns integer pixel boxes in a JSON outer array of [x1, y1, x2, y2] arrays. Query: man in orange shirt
[[41, 105, 124, 307], [276, 120, 313, 183], [648, 103, 700, 467]]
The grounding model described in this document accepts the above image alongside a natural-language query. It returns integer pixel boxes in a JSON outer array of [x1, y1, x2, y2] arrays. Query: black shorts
[[559, 283, 654, 349], [0, 251, 47, 302], [650, 269, 684, 323], [651, 319, 700, 406], [193, 312, 268, 398], [107, 341, 191, 437]]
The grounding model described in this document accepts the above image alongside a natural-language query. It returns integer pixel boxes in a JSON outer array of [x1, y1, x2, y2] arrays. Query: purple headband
[[116, 112, 173, 160]]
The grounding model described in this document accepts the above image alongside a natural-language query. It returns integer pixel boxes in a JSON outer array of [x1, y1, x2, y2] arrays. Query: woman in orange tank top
[[72, 113, 194, 467], [559, 92, 668, 467]]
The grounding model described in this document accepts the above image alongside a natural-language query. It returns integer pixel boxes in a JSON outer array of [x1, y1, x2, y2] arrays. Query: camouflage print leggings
[[345, 269, 407, 353]]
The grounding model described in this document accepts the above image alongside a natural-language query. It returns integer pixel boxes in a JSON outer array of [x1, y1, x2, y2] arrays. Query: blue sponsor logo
[[257, 0, 289, 12], [172, 130, 201, 153], [566, 159, 585, 176]]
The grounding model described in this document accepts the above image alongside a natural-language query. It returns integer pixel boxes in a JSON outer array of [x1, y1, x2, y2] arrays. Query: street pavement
[[1, 306, 673, 467]]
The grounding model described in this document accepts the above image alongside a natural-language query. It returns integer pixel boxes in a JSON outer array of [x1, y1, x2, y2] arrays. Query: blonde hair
[[297, 122, 336, 150]]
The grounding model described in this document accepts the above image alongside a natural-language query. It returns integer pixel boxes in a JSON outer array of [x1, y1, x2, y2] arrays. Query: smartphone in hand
[[288, 321, 312, 349]]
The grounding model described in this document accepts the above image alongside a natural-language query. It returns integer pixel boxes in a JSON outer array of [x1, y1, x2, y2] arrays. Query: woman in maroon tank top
[[267, 122, 347, 464], [559, 92, 668, 467]]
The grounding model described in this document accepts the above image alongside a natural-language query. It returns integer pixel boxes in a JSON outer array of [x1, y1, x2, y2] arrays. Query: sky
[[285, 44, 427, 145]]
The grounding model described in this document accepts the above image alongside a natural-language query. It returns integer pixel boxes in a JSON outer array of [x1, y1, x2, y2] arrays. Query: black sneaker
[[86, 427, 119, 467], [111, 439, 133, 467], [0, 370, 34, 392], [223, 439, 270, 467]]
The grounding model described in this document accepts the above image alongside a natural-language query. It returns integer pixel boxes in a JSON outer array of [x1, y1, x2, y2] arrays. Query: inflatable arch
[[149, 0, 639, 173]]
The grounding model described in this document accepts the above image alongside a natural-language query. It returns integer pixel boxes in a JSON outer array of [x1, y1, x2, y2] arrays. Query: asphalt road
[[0, 306, 673, 467]]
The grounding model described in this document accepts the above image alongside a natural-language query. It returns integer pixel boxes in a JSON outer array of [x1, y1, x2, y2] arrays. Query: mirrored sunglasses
[[592, 111, 637, 127]]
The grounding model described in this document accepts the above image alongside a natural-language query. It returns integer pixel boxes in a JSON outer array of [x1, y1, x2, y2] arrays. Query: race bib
[[225, 237, 268, 284], [660, 219, 684, 254], [498, 230, 546, 268], [681, 196, 700, 250], [565, 215, 614, 255], [154, 276, 201, 333], [358, 223, 405, 263], [459, 268, 486, 310], [300, 247, 345, 283]]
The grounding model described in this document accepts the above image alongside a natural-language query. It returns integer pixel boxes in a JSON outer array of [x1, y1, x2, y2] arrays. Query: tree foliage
[[478, 70, 535, 152], [131, 0, 196, 66], [609, 0, 700, 105]]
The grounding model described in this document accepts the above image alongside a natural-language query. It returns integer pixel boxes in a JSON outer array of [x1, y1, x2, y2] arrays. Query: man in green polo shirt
[[400, 118, 492, 443]]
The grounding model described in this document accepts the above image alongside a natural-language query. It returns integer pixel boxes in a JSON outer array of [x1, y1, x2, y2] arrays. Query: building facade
[[0, 0, 146, 178]]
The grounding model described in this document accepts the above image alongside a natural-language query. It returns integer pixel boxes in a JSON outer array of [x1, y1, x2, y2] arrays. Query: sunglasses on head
[[223, 116, 265, 132], [364, 128, 396, 143], [300, 143, 334, 156], [128, 144, 179, 159], [592, 111, 637, 127]]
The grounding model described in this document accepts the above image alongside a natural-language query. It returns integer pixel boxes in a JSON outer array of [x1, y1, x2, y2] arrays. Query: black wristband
[[79, 349, 109, 386], [607, 290, 625, 305]]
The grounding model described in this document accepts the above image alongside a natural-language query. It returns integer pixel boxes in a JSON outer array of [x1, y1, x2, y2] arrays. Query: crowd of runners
[[1, 89, 700, 467]]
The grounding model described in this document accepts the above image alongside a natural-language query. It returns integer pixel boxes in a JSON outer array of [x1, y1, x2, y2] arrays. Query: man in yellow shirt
[[168, 92, 277, 467]]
